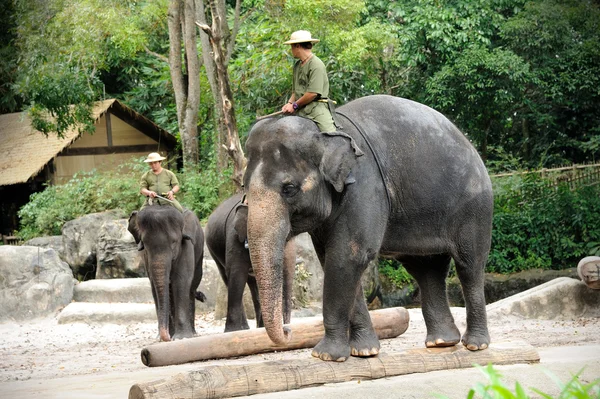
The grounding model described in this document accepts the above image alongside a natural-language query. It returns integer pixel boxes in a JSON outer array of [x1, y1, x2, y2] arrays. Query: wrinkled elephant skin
[[243, 95, 493, 361], [128, 206, 204, 341], [205, 194, 295, 332]]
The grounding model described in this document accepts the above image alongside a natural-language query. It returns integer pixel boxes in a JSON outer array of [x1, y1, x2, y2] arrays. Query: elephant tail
[[195, 290, 207, 302]]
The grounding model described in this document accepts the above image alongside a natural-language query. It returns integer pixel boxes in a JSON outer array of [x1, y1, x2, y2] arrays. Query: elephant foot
[[311, 336, 351, 362], [171, 330, 196, 340], [424, 325, 461, 348], [224, 322, 250, 333], [461, 328, 490, 351], [349, 328, 380, 357]]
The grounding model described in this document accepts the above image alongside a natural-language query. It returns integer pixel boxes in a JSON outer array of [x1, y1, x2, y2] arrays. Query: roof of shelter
[[0, 99, 175, 186]]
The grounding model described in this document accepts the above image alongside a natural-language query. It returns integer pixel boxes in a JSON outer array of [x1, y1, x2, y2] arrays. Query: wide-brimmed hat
[[144, 152, 166, 163], [284, 30, 320, 45]]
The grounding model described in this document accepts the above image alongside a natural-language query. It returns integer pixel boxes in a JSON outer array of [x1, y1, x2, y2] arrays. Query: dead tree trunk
[[195, 0, 245, 188]]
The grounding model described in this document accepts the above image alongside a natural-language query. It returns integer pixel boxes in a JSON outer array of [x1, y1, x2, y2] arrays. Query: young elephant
[[128, 206, 205, 341], [205, 193, 295, 332]]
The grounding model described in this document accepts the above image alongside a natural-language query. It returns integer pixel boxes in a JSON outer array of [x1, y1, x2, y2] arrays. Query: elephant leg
[[171, 243, 197, 340], [312, 258, 365, 362], [224, 262, 251, 332], [454, 253, 490, 351], [403, 255, 461, 348], [349, 282, 379, 357], [247, 276, 263, 328]]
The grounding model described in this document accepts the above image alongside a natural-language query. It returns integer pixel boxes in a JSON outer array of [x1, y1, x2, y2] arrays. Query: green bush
[[378, 259, 415, 289], [16, 156, 235, 240], [488, 174, 600, 273], [17, 159, 146, 240], [435, 363, 600, 399]]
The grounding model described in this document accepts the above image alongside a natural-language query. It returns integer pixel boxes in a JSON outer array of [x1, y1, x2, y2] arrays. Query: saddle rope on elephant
[[335, 110, 392, 213]]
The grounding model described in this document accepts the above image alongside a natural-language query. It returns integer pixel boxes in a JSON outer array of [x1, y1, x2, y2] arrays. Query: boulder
[[294, 233, 323, 302], [96, 219, 144, 279], [577, 256, 600, 289], [61, 210, 125, 280], [0, 246, 74, 321], [23, 236, 64, 259]]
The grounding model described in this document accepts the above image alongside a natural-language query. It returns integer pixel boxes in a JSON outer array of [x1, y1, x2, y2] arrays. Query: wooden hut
[[0, 99, 178, 237]]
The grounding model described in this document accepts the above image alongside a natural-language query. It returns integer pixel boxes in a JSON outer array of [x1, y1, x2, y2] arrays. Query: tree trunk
[[196, 0, 246, 188], [167, 0, 200, 169]]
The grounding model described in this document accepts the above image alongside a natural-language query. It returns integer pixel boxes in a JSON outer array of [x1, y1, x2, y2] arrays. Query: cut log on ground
[[129, 340, 540, 399], [578, 256, 600, 289], [141, 307, 409, 367]]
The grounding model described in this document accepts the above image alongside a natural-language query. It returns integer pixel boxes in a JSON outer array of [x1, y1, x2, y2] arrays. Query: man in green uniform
[[139, 152, 183, 213], [280, 30, 336, 132]]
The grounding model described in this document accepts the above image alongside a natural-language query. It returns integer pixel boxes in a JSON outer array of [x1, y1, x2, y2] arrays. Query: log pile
[[129, 340, 540, 399]]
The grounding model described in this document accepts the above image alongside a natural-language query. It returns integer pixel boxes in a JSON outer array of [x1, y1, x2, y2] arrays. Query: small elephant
[[128, 206, 205, 341], [205, 193, 295, 332], [243, 95, 494, 361]]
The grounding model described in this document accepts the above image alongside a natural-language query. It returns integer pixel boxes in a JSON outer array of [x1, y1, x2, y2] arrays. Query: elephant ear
[[127, 211, 141, 244], [233, 203, 248, 243], [318, 134, 358, 193]]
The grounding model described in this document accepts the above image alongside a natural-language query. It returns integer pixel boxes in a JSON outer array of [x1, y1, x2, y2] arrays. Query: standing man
[[280, 30, 337, 133], [140, 152, 183, 213]]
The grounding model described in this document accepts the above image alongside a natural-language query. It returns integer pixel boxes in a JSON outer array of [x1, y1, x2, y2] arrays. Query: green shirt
[[292, 54, 336, 132], [140, 169, 183, 211]]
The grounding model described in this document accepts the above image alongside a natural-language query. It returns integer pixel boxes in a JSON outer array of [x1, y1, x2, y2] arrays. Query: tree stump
[[577, 256, 600, 289], [129, 340, 539, 399], [141, 307, 409, 367]]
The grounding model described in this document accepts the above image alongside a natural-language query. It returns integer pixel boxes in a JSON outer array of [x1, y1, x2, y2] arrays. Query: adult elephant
[[244, 95, 493, 362], [205, 193, 295, 332], [128, 206, 205, 342]]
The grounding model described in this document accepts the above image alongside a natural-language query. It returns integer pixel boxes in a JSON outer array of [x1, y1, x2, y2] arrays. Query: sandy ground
[[1, 306, 599, 386]]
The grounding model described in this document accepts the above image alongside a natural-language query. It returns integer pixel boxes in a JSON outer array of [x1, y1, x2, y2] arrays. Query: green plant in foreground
[[436, 363, 600, 399]]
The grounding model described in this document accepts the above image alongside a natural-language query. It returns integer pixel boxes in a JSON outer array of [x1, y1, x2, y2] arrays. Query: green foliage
[[488, 174, 600, 273], [17, 157, 147, 240], [435, 363, 600, 399], [177, 157, 236, 222], [378, 259, 415, 289]]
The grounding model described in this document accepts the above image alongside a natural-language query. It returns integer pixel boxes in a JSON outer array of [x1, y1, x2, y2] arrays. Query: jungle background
[[2, 0, 599, 279]]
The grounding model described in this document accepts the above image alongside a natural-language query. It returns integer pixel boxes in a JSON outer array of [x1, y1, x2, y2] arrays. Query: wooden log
[[141, 307, 409, 367], [129, 340, 540, 399], [578, 256, 600, 289]]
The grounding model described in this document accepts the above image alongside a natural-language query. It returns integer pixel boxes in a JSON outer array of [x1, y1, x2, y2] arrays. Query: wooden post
[[141, 307, 409, 367], [129, 340, 540, 399]]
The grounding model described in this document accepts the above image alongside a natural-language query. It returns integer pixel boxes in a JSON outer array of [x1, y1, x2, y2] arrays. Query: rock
[[214, 280, 257, 321], [95, 219, 144, 279], [73, 278, 153, 303], [487, 277, 600, 319], [294, 233, 323, 302], [196, 259, 220, 313], [61, 210, 125, 280], [0, 246, 74, 321], [23, 236, 64, 259], [577, 256, 600, 289], [447, 268, 579, 306]]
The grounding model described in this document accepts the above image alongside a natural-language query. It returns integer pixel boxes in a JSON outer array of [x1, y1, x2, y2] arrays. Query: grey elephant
[[243, 95, 493, 362], [128, 206, 205, 341], [205, 193, 295, 332]]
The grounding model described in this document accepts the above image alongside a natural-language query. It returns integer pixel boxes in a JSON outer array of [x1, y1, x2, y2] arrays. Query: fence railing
[[492, 163, 600, 190]]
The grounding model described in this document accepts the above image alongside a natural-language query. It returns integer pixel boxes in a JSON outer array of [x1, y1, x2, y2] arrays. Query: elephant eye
[[281, 183, 299, 198]]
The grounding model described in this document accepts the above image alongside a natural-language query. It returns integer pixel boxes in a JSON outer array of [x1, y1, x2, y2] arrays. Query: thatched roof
[[0, 99, 176, 186]]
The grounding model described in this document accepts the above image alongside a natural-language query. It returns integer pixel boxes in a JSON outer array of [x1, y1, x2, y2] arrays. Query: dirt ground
[[1, 306, 599, 386]]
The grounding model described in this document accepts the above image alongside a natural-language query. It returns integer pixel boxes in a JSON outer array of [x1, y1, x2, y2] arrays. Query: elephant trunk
[[247, 187, 292, 346], [150, 256, 171, 342]]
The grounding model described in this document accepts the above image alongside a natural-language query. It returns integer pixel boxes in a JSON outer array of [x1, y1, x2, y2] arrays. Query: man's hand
[[282, 102, 295, 114]]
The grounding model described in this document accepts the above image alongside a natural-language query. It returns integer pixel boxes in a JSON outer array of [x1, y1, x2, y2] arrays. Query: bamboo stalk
[[140, 307, 409, 367], [129, 340, 539, 399]]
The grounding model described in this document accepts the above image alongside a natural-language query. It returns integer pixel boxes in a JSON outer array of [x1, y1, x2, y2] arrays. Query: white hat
[[284, 30, 320, 45], [144, 152, 166, 163]]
